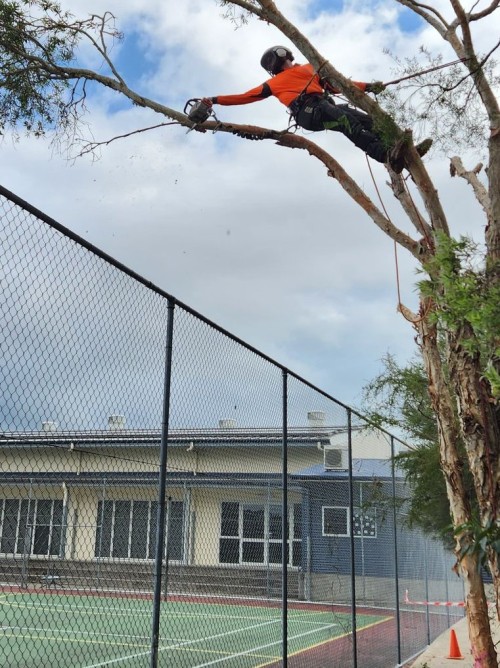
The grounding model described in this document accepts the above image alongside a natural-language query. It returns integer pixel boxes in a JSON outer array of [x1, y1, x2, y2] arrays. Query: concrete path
[[410, 615, 499, 667]]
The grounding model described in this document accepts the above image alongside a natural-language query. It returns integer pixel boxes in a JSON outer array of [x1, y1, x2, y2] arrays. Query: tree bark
[[417, 311, 498, 664], [447, 324, 500, 620]]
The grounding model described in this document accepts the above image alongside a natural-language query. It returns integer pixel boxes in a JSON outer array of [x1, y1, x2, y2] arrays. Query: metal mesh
[[0, 185, 464, 667]]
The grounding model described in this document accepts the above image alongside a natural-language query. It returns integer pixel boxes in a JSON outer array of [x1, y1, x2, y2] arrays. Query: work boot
[[388, 142, 407, 174], [416, 138, 433, 157], [388, 136, 433, 173]]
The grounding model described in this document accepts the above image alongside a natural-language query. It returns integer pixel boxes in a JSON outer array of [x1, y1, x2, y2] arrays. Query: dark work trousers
[[294, 94, 389, 163]]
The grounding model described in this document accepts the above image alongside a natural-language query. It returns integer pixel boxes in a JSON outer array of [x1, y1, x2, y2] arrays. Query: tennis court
[[0, 591, 390, 667]]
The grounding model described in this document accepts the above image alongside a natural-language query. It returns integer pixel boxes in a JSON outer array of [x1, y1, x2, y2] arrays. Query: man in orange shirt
[[202, 46, 431, 173]]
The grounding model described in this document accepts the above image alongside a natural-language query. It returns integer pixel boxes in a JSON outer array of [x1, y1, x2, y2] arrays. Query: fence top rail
[[0, 184, 409, 450], [0, 425, 352, 445]]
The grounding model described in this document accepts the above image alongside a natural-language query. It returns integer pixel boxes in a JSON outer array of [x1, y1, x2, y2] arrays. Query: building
[[1, 412, 449, 604]]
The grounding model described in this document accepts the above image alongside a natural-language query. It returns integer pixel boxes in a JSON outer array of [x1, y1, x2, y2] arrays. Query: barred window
[[219, 502, 301, 566], [95, 500, 184, 561], [0, 498, 64, 557]]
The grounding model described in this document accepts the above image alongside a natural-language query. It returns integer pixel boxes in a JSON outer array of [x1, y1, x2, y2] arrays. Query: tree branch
[[221, 0, 265, 15], [219, 1, 452, 242], [388, 172, 434, 242], [76, 121, 180, 157], [469, 0, 500, 21], [394, 0, 449, 36], [449, 156, 492, 224], [272, 131, 422, 257], [449, 0, 474, 55]]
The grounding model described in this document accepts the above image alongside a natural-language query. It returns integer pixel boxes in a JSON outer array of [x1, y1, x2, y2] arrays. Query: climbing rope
[[364, 156, 434, 324]]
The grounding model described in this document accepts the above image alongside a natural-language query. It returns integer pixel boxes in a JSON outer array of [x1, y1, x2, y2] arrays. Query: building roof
[[0, 426, 348, 449], [291, 458, 398, 480]]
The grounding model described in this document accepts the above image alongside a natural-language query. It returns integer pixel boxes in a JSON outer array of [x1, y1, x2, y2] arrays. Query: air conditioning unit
[[324, 446, 349, 471]]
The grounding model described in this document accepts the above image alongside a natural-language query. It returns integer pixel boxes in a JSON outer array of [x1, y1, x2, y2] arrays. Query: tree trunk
[[463, 552, 498, 666], [447, 325, 500, 621], [418, 308, 498, 665]]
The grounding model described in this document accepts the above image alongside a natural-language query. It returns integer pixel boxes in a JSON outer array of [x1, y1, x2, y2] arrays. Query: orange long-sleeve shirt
[[213, 63, 367, 108]]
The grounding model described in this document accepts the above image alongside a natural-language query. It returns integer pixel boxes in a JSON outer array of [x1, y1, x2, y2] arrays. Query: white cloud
[[3, 0, 496, 410]]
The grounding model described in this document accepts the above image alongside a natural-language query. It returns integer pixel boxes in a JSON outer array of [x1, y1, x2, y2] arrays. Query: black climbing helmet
[[260, 46, 294, 75]]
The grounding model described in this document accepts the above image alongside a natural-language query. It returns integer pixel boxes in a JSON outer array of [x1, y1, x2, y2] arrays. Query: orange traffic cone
[[448, 628, 464, 660]]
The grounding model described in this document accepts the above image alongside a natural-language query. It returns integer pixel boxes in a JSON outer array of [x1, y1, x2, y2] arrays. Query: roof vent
[[307, 411, 326, 428], [41, 421, 57, 432], [108, 415, 126, 431], [219, 419, 237, 429]]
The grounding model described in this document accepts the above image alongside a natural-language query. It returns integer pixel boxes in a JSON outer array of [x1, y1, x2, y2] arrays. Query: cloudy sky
[[3, 0, 495, 410]]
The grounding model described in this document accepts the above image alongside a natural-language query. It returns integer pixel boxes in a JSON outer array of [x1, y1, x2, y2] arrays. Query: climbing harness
[[183, 98, 219, 133], [288, 60, 330, 121]]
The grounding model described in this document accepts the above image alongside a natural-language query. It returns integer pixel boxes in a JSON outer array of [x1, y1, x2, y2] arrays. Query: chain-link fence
[[0, 184, 464, 668]]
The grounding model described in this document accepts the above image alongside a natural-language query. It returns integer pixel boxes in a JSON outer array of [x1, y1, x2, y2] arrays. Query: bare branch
[[449, 156, 492, 223], [76, 122, 179, 157], [394, 0, 450, 35], [449, 0, 474, 55], [75, 12, 125, 85], [469, 0, 500, 21], [219, 0, 265, 19], [272, 131, 422, 257], [388, 172, 434, 241]]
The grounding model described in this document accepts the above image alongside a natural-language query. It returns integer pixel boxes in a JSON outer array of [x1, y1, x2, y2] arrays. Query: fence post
[[424, 537, 431, 645], [347, 408, 358, 667], [281, 369, 288, 667], [444, 550, 451, 627], [60, 482, 69, 560], [391, 436, 402, 665], [150, 297, 176, 668], [21, 479, 34, 589], [95, 478, 107, 590]]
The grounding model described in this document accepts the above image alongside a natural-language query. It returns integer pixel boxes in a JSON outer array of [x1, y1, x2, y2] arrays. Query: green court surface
[[0, 592, 389, 667]]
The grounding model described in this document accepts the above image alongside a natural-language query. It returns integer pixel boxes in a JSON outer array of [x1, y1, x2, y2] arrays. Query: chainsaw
[[184, 98, 217, 131]]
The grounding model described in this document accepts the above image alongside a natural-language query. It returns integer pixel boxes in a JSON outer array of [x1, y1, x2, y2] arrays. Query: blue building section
[[292, 459, 408, 578]]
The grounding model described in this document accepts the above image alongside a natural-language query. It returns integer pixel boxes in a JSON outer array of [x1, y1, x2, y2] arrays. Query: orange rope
[[364, 156, 432, 324], [401, 179, 434, 250]]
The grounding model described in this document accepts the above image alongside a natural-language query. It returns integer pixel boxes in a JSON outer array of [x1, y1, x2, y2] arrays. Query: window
[[219, 502, 301, 566], [95, 500, 184, 561], [0, 499, 64, 556], [322, 506, 349, 537], [322, 506, 377, 538]]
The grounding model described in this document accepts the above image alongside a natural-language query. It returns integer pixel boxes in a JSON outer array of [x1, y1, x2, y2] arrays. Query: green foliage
[[419, 233, 500, 399], [357, 476, 407, 526], [0, 1, 123, 140], [0, 0, 77, 136], [377, 47, 499, 155], [394, 444, 454, 544], [362, 353, 437, 445], [483, 361, 500, 400], [454, 519, 500, 572], [371, 111, 401, 149], [362, 353, 475, 544]]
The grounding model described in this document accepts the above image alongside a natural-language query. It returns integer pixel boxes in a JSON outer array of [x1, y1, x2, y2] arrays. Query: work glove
[[365, 81, 386, 94], [201, 97, 215, 106]]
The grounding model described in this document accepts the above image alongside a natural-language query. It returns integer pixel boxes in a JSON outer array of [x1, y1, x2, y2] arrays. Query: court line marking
[[0, 594, 290, 623], [190, 622, 339, 667], [0, 629, 150, 650], [82, 616, 282, 668], [0, 625, 155, 641], [254, 614, 394, 668], [1, 592, 372, 667]]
